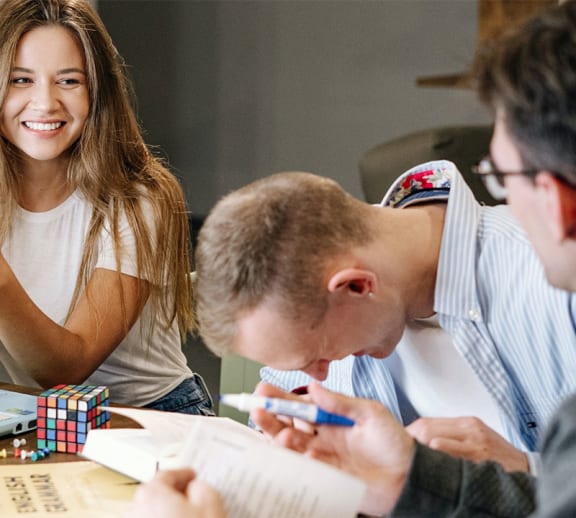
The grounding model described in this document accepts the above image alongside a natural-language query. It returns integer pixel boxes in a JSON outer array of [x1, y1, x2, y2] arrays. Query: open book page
[[88, 407, 366, 517], [83, 408, 263, 482], [105, 406, 262, 445], [0, 461, 137, 518], [104, 406, 225, 454], [180, 417, 366, 518]]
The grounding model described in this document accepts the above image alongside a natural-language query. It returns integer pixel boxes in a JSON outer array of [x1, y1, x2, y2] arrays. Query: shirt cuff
[[526, 451, 541, 477]]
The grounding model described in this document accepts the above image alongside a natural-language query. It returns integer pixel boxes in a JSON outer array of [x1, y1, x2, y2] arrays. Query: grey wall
[[99, 0, 491, 217], [98, 0, 492, 413], [0, 0, 491, 408]]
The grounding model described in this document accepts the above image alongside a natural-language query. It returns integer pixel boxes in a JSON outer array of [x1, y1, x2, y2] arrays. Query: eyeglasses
[[471, 155, 539, 201]]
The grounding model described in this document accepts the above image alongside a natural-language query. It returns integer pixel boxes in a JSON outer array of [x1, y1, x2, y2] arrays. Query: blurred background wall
[[99, 0, 489, 215], [98, 0, 491, 420]]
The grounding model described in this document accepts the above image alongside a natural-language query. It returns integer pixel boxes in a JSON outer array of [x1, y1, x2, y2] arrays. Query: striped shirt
[[260, 160, 576, 462]]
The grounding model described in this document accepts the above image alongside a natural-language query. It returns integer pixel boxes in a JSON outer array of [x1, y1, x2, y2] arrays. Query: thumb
[[307, 381, 365, 421]]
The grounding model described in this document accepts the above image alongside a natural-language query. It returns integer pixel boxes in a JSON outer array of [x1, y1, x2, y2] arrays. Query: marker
[[220, 393, 355, 427]]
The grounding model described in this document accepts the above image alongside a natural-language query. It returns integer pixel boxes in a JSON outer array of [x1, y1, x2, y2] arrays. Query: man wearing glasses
[[250, 2, 576, 517], [190, 10, 576, 505], [250, 154, 570, 480], [148, 148, 568, 517], [128, 1, 576, 517]]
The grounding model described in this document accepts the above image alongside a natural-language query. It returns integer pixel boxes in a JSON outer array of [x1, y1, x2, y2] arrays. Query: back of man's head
[[474, 0, 576, 185], [195, 171, 372, 356]]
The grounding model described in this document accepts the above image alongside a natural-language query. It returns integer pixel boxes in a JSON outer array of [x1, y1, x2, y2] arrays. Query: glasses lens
[[474, 157, 507, 200], [483, 173, 507, 200], [476, 156, 493, 175]]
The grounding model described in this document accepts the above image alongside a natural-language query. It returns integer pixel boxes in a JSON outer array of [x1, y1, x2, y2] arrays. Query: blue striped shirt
[[260, 160, 576, 459]]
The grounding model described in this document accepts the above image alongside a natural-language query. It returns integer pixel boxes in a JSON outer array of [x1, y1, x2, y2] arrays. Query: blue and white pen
[[220, 393, 355, 427]]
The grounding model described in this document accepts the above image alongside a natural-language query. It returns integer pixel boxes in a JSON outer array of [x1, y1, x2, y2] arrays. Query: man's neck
[[371, 203, 446, 319]]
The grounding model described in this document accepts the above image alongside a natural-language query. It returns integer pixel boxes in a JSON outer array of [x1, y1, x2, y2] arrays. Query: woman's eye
[[11, 77, 32, 85], [58, 77, 83, 88]]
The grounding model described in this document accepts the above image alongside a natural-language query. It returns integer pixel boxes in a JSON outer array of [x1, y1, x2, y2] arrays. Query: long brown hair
[[0, 0, 194, 337]]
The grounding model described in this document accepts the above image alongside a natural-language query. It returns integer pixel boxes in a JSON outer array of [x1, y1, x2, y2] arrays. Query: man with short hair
[[254, 1, 576, 516], [127, 1, 576, 516], [196, 158, 576, 478]]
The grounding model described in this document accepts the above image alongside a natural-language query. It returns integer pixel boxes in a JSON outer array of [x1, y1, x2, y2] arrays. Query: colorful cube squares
[[36, 385, 110, 453]]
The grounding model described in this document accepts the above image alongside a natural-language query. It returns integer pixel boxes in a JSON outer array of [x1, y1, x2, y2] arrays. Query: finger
[[153, 468, 197, 493], [406, 417, 485, 443], [129, 475, 191, 517], [307, 381, 380, 423], [426, 437, 472, 457], [187, 480, 226, 515], [251, 407, 289, 437], [407, 418, 461, 443], [274, 427, 315, 453], [296, 393, 313, 403], [293, 418, 316, 434], [426, 436, 497, 465], [306, 446, 339, 466]]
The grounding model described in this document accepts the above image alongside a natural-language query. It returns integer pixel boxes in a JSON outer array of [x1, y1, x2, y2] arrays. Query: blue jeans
[[144, 374, 215, 416]]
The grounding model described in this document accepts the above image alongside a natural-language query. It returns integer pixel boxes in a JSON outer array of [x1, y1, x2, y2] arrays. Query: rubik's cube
[[36, 384, 110, 454]]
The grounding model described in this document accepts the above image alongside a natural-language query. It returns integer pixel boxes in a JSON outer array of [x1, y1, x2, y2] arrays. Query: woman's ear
[[327, 268, 377, 297], [536, 172, 576, 241]]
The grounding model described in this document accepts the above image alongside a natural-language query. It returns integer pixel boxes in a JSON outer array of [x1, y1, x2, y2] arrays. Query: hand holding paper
[[252, 381, 416, 516], [126, 469, 225, 518], [83, 405, 366, 518]]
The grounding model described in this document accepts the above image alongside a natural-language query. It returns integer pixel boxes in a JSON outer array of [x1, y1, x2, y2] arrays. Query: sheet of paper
[[99, 408, 365, 517], [105, 406, 202, 443], [105, 406, 262, 455], [181, 418, 366, 518], [0, 461, 137, 518]]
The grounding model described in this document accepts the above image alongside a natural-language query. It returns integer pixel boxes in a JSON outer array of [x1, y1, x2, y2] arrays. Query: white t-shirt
[[386, 315, 508, 438], [0, 191, 191, 406]]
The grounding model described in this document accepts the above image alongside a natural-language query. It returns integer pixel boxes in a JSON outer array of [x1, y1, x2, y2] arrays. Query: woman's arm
[[0, 252, 148, 387]]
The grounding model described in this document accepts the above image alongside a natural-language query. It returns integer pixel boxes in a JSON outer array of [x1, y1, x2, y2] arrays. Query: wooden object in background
[[416, 0, 556, 88]]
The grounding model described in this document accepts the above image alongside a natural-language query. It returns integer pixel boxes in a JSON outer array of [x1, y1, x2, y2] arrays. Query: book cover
[[0, 461, 137, 517]]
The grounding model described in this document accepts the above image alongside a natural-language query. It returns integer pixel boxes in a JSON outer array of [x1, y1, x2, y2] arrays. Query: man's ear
[[327, 268, 377, 297], [536, 172, 576, 241]]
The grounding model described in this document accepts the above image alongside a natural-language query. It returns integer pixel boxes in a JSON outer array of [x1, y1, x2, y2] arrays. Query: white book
[[81, 407, 366, 518], [80, 428, 181, 482]]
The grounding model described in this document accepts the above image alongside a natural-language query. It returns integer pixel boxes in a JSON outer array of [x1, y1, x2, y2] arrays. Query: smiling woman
[[0, 0, 214, 415], [1, 25, 89, 210]]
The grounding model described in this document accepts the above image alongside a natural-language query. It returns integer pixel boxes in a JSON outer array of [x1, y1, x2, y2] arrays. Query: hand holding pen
[[250, 381, 415, 517], [220, 390, 355, 427], [245, 382, 354, 439]]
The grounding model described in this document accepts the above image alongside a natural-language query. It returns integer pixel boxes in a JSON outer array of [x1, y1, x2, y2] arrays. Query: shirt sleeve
[[531, 395, 576, 518], [526, 451, 541, 477], [390, 442, 536, 518], [96, 201, 155, 279]]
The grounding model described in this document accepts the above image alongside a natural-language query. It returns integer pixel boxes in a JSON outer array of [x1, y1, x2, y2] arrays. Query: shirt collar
[[381, 160, 452, 208], [380, 160, 483, 320]]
